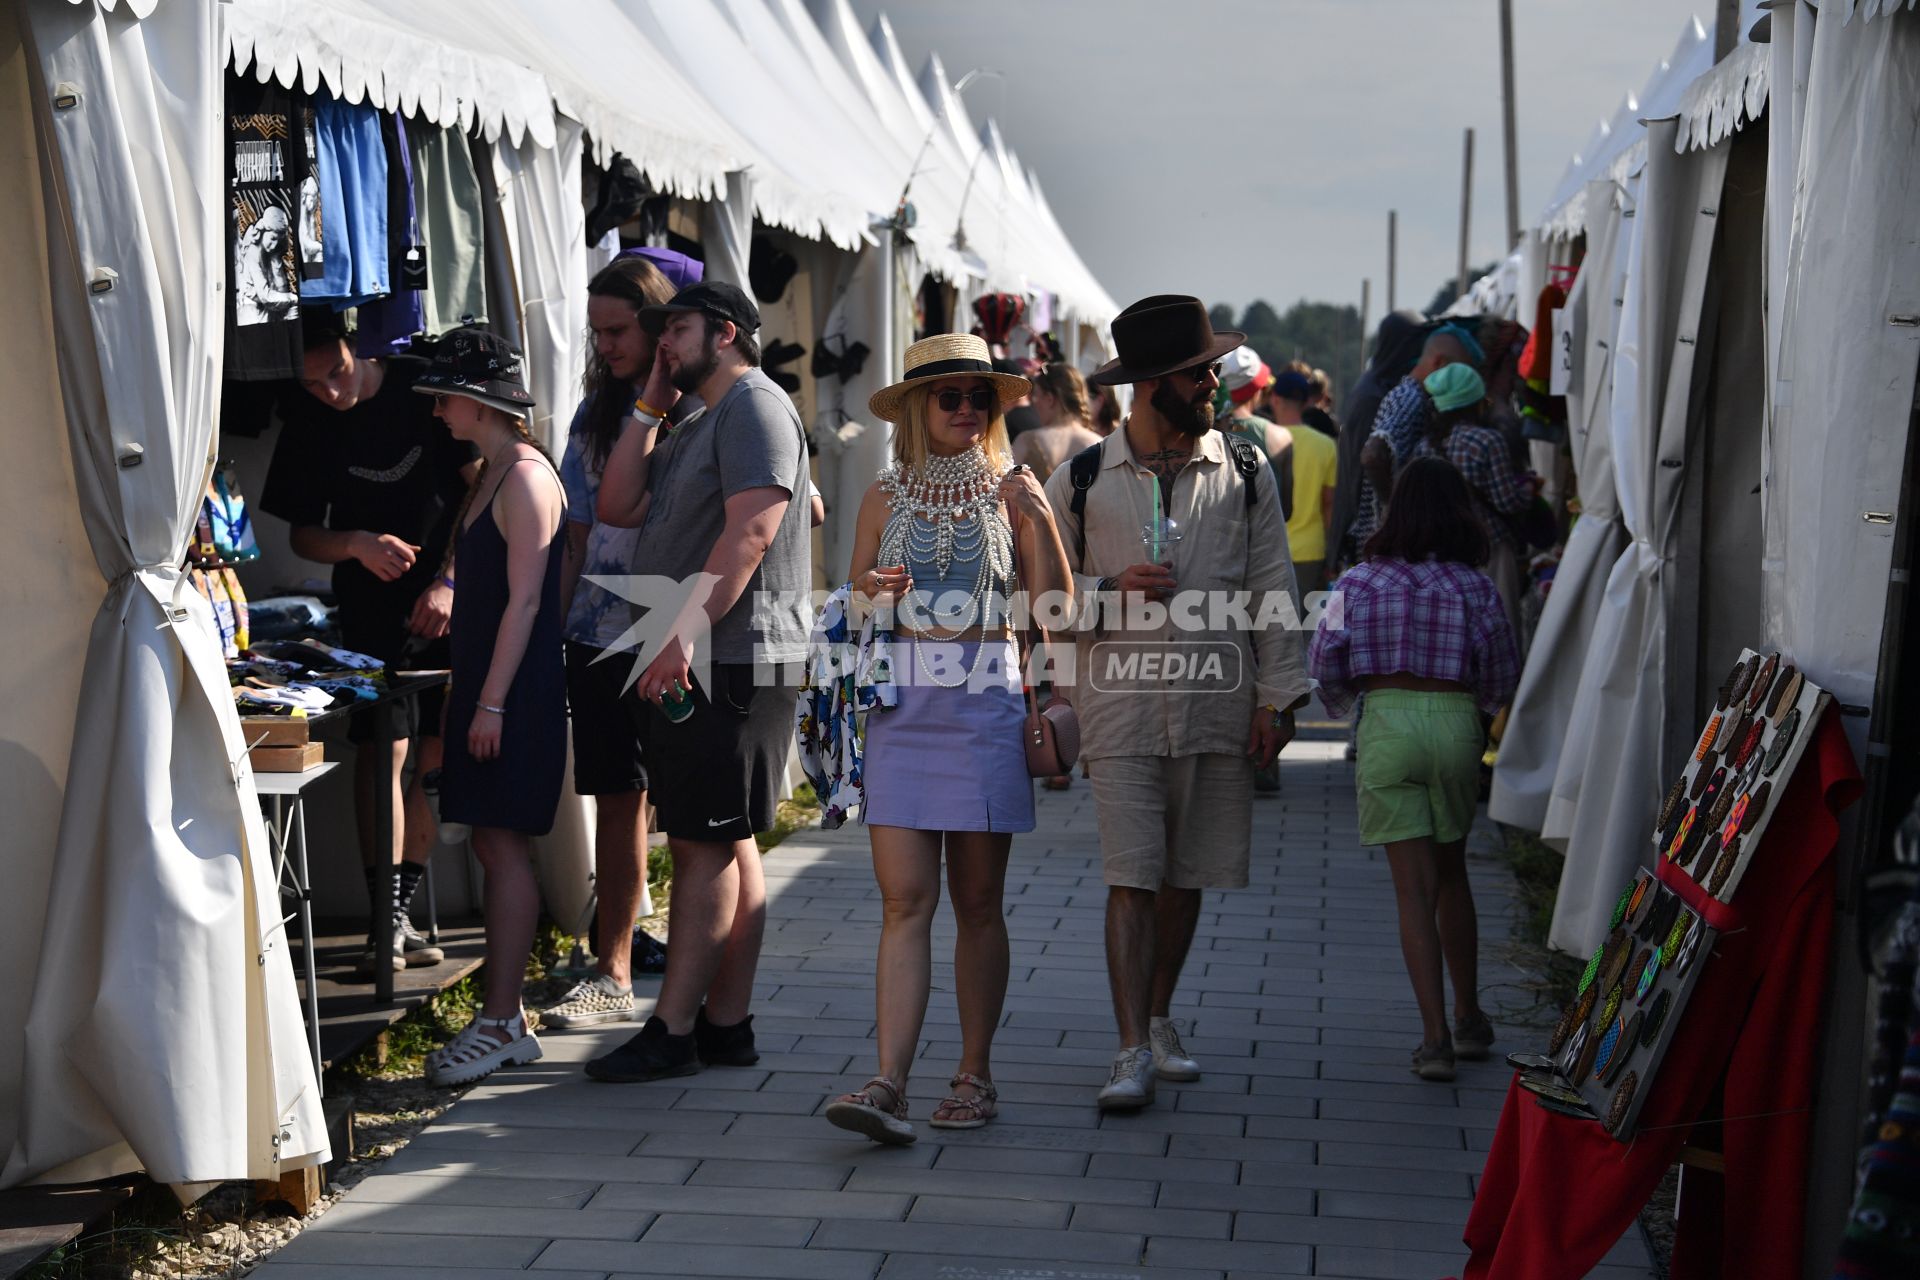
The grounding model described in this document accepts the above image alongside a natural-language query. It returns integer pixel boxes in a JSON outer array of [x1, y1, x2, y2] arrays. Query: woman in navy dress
[[411, 327, 568, 1086]]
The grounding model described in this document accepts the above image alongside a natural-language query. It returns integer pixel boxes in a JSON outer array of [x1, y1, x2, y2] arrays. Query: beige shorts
[[1089, 753, 1254, 890]]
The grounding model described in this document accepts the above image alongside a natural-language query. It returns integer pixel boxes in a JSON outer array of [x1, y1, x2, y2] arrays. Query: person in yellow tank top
[[1264, 369, 1338, 595]]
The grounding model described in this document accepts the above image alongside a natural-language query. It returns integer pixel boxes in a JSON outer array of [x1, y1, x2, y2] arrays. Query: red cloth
[[1463, 707, 1861, 1280]]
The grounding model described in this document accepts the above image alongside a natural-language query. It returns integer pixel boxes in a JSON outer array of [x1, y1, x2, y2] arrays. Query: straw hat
[[868, 333, 1032, 424]]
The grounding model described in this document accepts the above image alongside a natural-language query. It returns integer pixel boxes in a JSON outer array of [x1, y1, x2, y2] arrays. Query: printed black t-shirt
[[260, 356, 478, 615], [226, 72, 312, 381]]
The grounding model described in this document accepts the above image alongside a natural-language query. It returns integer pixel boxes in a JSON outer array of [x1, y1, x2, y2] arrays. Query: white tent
[[4, 0, 1121, 1199], [3, 0, 327, 1190]]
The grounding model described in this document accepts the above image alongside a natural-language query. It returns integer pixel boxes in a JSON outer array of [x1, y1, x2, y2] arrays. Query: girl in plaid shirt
[[1308, 457, 1519, 1083]]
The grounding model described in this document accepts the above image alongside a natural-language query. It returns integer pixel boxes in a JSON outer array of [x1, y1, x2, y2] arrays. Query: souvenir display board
[[1513, 648, 1826, 1140], [1651, 649, 1830, 903], [1515, 868, 1716, 1138]]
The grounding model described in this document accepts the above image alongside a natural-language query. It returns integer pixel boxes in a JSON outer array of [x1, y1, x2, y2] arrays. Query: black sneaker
[[694, 1007, 760, 1066], [584, 1015, 699, 1083], [633, 928, 669, 976]]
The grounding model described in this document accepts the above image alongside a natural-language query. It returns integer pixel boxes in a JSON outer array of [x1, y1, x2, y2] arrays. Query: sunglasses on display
[[935, 388, 997, 413]]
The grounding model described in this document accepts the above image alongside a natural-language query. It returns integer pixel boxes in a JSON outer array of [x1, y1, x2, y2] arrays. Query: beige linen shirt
[[1042, 426, 1312, 762]]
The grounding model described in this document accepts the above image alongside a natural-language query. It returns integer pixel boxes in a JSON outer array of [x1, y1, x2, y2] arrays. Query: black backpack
[[1065, 434, 1264, 566]]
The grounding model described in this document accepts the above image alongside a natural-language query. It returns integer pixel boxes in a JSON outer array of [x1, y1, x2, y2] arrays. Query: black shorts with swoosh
[[648, 663, 795, 842]]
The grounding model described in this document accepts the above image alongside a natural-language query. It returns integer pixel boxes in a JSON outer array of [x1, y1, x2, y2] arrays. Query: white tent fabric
[[392, 0, 745, 202], [5, 0, 326, 1189], [1544, 121, 1730, 955], [225, 0, 555, 150], [621, 0, 874, 251], [1762, 2, 1920, 709], [1490, 181, 1635, 832], [486, 117, 589, 454]]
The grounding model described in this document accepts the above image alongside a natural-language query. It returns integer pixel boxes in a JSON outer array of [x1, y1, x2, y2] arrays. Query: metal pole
[[1359, 278, 1371, 367], [1715, 0, 1740, 60], [1387, 211, 1397, 312], [1499, 0, 1521, 248], [1457, 128, 1475, 305]]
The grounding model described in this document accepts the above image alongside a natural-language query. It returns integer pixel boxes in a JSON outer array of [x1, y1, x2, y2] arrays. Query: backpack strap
[[1066, 441, 1104, 567], [1223, 433, 1263, 511]]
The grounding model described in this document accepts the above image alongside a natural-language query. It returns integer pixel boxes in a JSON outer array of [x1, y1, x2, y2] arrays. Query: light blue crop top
[[899, 515, 1013, 630]]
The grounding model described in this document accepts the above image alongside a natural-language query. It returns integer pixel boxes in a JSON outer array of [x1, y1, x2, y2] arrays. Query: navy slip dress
[[441, 456, 567, 835]]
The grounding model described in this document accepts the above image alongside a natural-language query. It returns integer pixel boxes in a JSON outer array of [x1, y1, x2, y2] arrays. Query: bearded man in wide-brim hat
[[1042, 294, 1311, 1111]]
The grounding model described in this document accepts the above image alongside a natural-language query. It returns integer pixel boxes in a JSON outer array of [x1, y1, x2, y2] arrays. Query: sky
[[850, 0, 1717, 319]]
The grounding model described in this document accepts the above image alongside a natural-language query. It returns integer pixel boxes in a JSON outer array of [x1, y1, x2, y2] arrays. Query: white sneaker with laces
[[1096, 1044, 1156, 1111], [1150, 1016, 1201, 1081], [540, 973, 637, 1028]]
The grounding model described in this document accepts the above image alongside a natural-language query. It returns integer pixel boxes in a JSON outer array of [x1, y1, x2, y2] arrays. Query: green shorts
[[1354, 689, 1486, 846]]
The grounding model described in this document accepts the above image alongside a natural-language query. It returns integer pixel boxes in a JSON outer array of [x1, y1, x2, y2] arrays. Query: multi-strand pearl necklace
[[877, 448, 1013, 687]]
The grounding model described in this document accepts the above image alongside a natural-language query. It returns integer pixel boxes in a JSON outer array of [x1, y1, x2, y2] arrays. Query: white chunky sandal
[[425, 1011, 542, 1087]]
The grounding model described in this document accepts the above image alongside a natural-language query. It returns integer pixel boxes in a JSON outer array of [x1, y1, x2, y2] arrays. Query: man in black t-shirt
[[261, 326, 478, 976]]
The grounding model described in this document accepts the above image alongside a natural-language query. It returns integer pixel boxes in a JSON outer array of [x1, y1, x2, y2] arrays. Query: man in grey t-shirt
[[585, 280, 810, 1084]]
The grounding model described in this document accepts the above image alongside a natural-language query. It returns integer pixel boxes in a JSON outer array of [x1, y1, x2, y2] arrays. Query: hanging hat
[[412, 326, 535, 414], [868, 333, 1032, 424], [1088, 295, 1245, 387], [1424, 362, 1486, 413], [749, 234, 799, 303], [971, 292, 1026, 345]]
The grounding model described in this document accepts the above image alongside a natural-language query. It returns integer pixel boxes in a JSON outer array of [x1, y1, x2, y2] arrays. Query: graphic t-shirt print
[[226, 73, 314, 380]]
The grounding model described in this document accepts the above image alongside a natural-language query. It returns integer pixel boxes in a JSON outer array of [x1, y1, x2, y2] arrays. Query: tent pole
[[1714, 0, 1740, 61], [1457, 129, 1475, 306], [1359, 278, 1371, 368], [1498, 0, 1521, 249], [1387, 211, 1397, 312]]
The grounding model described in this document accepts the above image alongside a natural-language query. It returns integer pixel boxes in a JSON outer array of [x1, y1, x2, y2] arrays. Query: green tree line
[[1208, 300, 1364, 414]]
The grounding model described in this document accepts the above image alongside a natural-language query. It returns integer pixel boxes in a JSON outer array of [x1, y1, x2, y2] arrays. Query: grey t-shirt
[[634, 367, 812, 664]]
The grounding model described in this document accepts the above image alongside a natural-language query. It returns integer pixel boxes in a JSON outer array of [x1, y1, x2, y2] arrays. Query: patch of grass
[[20, 1181, 193, 1279], [1496, 823, 1583, 1011], [756, 781, 821, 853]]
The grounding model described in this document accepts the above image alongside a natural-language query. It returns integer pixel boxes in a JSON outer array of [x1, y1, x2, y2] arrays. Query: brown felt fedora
[[1088, 294, 1246, 387]]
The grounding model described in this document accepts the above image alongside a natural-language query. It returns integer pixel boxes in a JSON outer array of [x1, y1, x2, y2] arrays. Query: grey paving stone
[[1152, 1183, 1314, 1216], [1314, 1188, 1481, 1225], [932, 1143, 1090, 1175], [812, 1219, 1143, 1266], [1140, 1236, 1313, 1274], [271, 1229, 547, 1269], [1314, 1141, 1489, 1174], [907, 1193, 1073, 1230], [636, 1131, 940, 1168], [1308, 1245, 1474, 1278], [378, 1147, 698, 1185], [686, 1158, 853, 1190], [877, 1257, 1227, 1280], [645, 1212, 819, 1246], [586, 1182, 908, 1220], [1085, 1153, 1241, 1185], [540, 1239, 880, 1278], [1070, 1202, 1232, 1240], [253, 1269, 605, 1280], [1235, 1161, 1473, 1199], [343, 1172, 599, 1209], [1231, 1211, 1467, 1252], [312, 1200, 648, 1241], [844, 1166, 1158, 1208]]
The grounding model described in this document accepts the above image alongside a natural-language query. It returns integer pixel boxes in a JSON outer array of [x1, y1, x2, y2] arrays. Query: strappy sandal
[[825, 1075, 915, 1145], [425, 1011, 542, 1087], [928, 1072, 998, 1129]]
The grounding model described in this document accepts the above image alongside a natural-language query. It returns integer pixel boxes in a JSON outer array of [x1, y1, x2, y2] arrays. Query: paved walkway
[[255, 728, 1655, 1279]]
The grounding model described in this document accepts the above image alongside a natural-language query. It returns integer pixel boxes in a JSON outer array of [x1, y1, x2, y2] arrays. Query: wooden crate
[[240, 716, 310, 748], [250, 741, 324, 772]]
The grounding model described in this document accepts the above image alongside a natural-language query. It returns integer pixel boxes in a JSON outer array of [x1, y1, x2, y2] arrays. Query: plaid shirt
[[1412, 424, 1532, 550], [1308, 557, 1519, 719], [1351, 377, 1431, 547]]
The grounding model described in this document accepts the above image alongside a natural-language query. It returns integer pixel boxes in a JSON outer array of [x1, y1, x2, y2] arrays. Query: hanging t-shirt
[[356, 111, 426, 356], [258, 356, 477, 620], [225, 72, 309, 381], [408, 124, 487, 336], [302, 88, 389, 307]]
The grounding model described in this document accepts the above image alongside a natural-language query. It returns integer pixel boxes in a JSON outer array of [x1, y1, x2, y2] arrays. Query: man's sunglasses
[[934, 388, 997, 413], [1175, 360, 1223, 383]]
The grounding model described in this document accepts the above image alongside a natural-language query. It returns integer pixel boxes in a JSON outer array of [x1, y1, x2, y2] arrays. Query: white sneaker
[[425, 1012, 542, 1087], [540, 974, 637, 1028], [1150, 1017, 1201, 1081], [1097, 1044, 1156, 1111], [397, 916, 444, 966]]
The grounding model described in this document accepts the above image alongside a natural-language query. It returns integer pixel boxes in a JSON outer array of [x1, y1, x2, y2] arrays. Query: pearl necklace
[[877, 448, 1014, 688]]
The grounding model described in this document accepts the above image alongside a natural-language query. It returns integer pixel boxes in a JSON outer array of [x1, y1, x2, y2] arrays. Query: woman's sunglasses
[[934, 388, 997, 413]]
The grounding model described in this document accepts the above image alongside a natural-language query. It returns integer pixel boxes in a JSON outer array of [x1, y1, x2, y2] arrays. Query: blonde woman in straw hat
[[824, 333, 1073, 1144]]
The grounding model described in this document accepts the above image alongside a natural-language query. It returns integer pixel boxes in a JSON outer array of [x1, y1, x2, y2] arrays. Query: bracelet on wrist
[[440, 574, 456, 590], [632, 395, 663, 421], [477, 702, 507, 716]]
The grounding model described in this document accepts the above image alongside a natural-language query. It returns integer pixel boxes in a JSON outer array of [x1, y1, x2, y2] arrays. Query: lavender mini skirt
[[862, 639, 1035, 834]]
